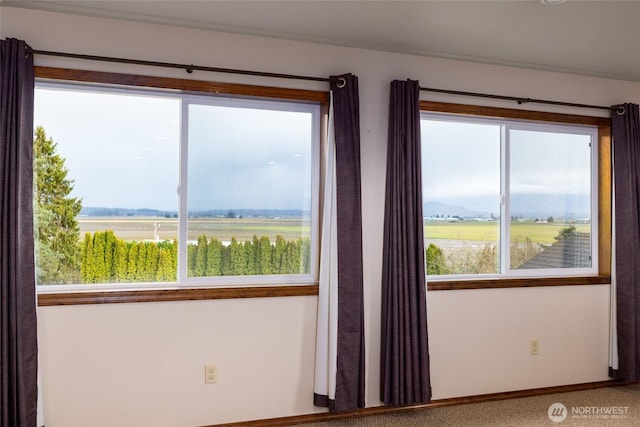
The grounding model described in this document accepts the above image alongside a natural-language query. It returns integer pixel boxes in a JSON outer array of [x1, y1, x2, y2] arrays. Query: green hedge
[[80, 231, 311, 283]]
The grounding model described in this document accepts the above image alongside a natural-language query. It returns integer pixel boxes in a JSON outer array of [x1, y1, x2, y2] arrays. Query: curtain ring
[[616, 106, 626, 116], [336, 77, 346, 88], [186, 64, 194, 74]]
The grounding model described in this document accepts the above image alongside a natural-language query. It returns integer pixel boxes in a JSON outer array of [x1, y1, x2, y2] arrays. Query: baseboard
[[203, 380, 626, 426]]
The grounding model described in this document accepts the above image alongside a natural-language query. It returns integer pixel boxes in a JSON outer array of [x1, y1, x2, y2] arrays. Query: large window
[[34, 77, 321, 291], [421, 106, 604, 281]]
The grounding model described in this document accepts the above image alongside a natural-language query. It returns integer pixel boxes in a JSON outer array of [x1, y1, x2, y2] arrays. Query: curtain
[[609, 183, 618, 377], [314, 74, 365, 412], [381, 79, 431, 405], [0, 38, 38, 427], [611, 103, 640, 382]]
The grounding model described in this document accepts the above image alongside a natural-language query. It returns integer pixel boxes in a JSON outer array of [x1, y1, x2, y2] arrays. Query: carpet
[[299, 384, 640, 426]]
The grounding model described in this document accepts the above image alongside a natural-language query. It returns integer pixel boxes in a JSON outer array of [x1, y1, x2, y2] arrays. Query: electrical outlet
[[205, 364, 217, 384], [530, 339, 539, 355]]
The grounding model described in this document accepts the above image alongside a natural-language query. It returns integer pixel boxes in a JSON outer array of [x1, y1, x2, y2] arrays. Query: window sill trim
[[427, 275, 610, 291], [37, 284, 319, 306]]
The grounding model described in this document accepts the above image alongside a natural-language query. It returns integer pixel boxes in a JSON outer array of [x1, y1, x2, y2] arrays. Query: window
[[421, 103, 608, 284], [34, 75, 321, 293]]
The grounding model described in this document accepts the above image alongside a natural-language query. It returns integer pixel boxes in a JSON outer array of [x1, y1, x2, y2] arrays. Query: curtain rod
[[420, 86, 623, 114], [26, 48, 331, 83]]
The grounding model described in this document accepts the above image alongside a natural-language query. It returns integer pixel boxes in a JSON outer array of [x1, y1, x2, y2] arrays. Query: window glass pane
[[34, 86, 180, 285], [509, 129, 592, 270], [186, 102, 314, 277], [421, 118, 501, 275]]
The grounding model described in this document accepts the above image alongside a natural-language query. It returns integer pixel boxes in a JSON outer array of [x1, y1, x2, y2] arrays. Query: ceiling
[[4, 0, 640, 82]]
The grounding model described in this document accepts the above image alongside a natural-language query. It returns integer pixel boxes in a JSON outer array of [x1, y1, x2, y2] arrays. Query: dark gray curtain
[[381, 79, 431, 405], [314, 73, 365, 412], [331, 73, 365, 412], [612, 103, 640, 382], [0, 38, 38, 427], [333, 73, 365, 412]]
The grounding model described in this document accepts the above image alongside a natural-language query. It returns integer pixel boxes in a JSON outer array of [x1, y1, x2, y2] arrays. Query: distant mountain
[[80, 207, 309, 218], [423, 201, 490, 218], [188, 209, 309, 218], [80, 207, 174, 217], [510, 193, 590, 219], [425, 193, 590, 220]]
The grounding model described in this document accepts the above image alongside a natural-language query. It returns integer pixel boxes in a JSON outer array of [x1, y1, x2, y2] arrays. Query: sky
[[187, 103, 313, 211], [34, 84, 316, 213], [34, 84, 593, 217], [420, 116, 594, 216]]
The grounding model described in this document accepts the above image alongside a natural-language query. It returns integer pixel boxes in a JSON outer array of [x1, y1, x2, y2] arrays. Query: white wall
[[428, 285, 611, 398], [37, 297, 320, 426], [3, 6, 639, 426]]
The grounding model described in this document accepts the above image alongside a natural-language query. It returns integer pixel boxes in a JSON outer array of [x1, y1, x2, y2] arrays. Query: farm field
[[77, 217, 311, 242], [424, 220, 589, 245], [78, 217, 587, 246]]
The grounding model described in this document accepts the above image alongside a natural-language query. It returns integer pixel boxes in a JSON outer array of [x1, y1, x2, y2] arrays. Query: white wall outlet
[[530, 338, 539, 355], [205, 364, 217, 384]]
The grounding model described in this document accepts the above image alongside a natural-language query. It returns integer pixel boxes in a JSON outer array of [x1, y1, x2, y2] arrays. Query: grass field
[[78, 217, 588, 246], [424, 220, 589, 245], [77, 217, 310, 242]]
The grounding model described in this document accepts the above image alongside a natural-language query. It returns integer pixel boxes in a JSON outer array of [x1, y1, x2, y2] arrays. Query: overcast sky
[[35, 85, 592, 216], [34, 85, 315, 212], [420, 117, 593, 213]]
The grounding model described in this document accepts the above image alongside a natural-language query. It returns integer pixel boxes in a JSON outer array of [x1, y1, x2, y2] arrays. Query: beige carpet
[[299, 384, 640, 426]]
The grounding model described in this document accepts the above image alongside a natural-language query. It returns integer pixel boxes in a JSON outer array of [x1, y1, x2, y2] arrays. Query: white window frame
[[421, 112, 599, 280], [179, 94, 321, 287], [35, 80, 321, 292]]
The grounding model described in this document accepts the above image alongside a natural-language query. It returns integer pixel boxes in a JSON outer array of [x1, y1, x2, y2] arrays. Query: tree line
[[188, 234, 310, 277], [80, 231, 311, 284]]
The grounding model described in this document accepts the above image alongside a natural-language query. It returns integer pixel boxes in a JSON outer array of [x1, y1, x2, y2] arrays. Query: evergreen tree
[[206, 238, 223, 276], [229, 237, 244, 275], [145, 242, 159, 281], [251, 235, 261, 275], [80, 232, 93, 283], [91, 231, 107, 283], [299, 237, 311, 274], [158, 240, 178, 281], [220, 242, 232, 276], [113, 238, 129, 282], [103, 230, 117, 280], [258, 236, 273, 275], [135, 242, 148, 281], [273, 235, 287, 273], [194, 235, 208, 276], [425, 243, 448, 275], [187, 243, 198, 276], [283, 240, 300, 274], [33, 126, 82, 284], [243, 238, 256, 275], [170, 240, 178, 279], [156, 248, 173, 282], [126, 243, 140, 282]]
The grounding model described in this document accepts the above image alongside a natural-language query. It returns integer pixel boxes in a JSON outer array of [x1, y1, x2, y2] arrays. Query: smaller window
[[421, 112, 598, 280]]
